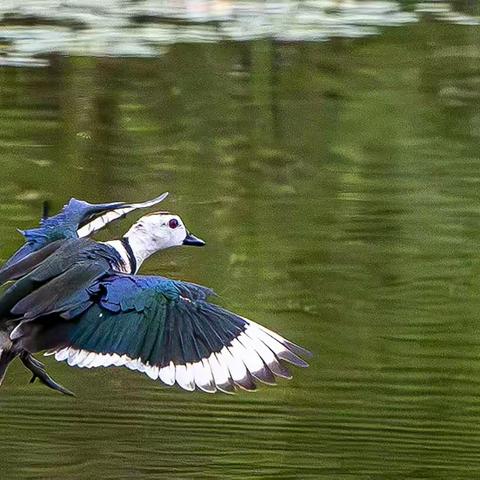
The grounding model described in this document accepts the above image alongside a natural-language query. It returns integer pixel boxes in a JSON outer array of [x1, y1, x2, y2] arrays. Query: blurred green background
[[0, 1, 480, 479]]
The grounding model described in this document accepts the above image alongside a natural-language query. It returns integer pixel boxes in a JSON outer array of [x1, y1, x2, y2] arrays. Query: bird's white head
[[123, 212, 205, 268]]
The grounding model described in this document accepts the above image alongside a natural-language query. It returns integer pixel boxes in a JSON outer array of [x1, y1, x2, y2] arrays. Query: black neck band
[[120, 237, 137, 274]]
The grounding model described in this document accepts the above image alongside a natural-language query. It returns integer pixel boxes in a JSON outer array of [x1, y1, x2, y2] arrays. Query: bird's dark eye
[[168, 218, 179, 229]]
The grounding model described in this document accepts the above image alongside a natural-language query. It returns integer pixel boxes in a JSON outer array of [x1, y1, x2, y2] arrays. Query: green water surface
[[1, 14, 480, 480]]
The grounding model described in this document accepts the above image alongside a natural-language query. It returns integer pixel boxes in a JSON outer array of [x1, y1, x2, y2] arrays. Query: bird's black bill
[[183, 232, 205, 246]]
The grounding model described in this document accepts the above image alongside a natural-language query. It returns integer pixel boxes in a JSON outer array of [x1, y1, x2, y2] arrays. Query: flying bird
[[0, 206, 310, 395]]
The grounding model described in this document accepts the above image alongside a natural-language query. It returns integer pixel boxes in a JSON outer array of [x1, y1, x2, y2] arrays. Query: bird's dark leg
[[20, 353, 75, 397]]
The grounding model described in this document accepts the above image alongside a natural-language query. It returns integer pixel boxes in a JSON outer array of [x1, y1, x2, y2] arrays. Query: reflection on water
[[0, 1, 478, 65], [1, 9, 480, 480]]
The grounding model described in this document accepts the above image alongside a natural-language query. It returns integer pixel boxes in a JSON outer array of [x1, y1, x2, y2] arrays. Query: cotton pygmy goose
[[0, 200, 311, 395]]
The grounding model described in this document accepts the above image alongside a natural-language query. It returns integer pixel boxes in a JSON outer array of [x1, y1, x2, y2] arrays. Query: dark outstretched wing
[[1, 193, 168, 272], [0, 239, 66, 284], [45, 275, 311, 393]]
